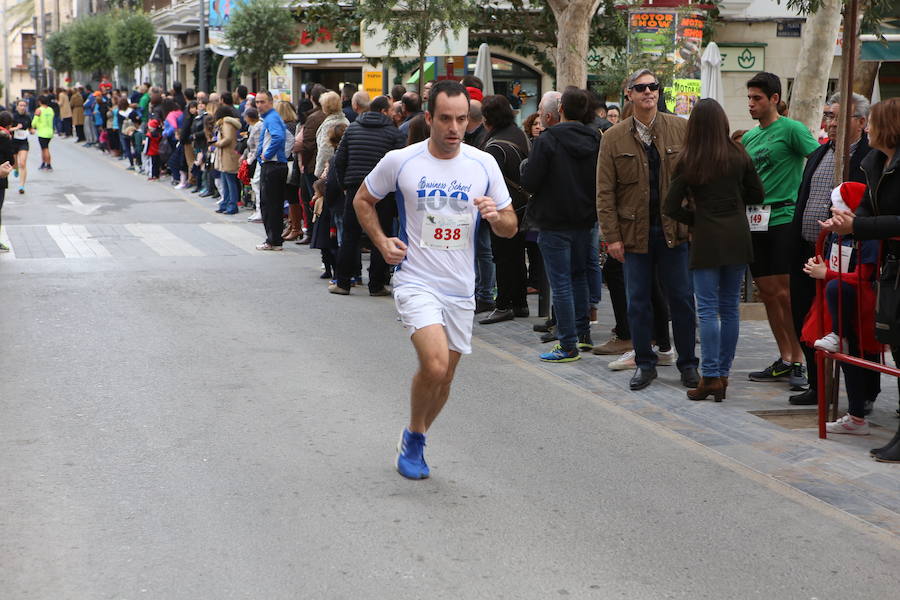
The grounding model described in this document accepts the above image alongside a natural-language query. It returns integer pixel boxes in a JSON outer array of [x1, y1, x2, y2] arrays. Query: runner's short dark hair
[[428, 80, 470, 113], [746, 72, 782, 99]]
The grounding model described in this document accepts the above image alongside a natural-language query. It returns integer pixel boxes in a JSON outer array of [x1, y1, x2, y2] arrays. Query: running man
[[32, 94, 55, 171], [353, 80, 518, 479]]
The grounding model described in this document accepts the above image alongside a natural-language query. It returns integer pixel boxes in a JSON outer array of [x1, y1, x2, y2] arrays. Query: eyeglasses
[[629, 82, 660, 93], [823, 112, 863, 120]]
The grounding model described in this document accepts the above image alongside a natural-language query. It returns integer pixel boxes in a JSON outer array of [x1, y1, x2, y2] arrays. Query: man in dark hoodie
[[331, 95, 406, 295], [521, 88, 600, 363]]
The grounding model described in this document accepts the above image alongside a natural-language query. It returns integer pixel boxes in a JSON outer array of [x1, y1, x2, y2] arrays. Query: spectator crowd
[[1, 70, 898, 463]]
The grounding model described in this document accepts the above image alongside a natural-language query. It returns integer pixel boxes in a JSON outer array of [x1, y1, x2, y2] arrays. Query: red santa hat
[[465, 86, 483, 102], [830, 181, 867, 213]]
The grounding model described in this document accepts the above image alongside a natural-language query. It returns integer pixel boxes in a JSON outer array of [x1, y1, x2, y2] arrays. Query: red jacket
[[146, 128, 161, 156]]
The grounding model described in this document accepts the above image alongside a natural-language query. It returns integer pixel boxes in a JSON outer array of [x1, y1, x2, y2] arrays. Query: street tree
[[359, 0, 476, 96], [546, 0, 603, 89], [109, 12, 155, 78], [44, 25, 75, 77], [68, 14, 115, 78], [224, 0, 297, 83], [784, 0, 896, 135]]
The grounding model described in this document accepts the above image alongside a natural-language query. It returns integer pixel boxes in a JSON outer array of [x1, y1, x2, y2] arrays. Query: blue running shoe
[[539, 344, 581, 363], [396, 428, 429, 479]]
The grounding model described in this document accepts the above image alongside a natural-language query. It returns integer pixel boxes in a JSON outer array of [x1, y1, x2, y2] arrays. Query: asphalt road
[[1, 136, 898, 599]]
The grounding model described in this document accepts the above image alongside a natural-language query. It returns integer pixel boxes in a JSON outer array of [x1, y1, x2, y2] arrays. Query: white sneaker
[[656, 347, 675, 366], [609, 350, 636, 371], [247, 212, 262, 222], [825, 414, 870, 435], [174, 182, 188, 189], [814, 332, 848, 353]]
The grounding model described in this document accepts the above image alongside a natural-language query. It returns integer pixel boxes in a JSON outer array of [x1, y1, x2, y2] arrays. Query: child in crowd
[[145, 118, 162, 181], [801, 182, 882, 434]]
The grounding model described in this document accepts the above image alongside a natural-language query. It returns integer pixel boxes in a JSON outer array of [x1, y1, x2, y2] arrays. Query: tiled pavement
[[473, 299, 900, 536]]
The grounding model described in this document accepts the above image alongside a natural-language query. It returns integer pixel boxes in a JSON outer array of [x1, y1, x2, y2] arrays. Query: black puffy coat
[[333, 111, 405, 189], [854, 144, 900, 243]]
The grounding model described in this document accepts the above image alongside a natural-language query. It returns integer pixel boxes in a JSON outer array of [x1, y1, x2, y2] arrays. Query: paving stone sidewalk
[[474, 298, 900, 536]]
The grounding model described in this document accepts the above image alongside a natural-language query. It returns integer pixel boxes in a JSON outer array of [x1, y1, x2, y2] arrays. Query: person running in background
[[32, 95, 54, 171], [10, 101, 32, 194], [0, 111, 15, 252]]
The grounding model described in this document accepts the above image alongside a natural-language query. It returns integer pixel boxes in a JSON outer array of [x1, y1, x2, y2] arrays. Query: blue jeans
[[475, 222, 495, 303], [692, 265, 745, 377], [220, 172, 240, 213], [537, 228, 593, 351], [588, 225, 602, 305], [623, 226, 698, 370]]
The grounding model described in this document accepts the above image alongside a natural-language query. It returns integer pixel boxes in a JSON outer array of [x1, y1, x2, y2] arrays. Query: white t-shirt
[[364, 140, 512, 298]]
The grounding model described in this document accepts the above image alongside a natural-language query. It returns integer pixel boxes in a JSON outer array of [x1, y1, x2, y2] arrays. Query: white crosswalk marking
[[46, 224, 113, 258], [0, 223, 275, 259], [200, 223, 261, 252], [124, 224, 205, 257]]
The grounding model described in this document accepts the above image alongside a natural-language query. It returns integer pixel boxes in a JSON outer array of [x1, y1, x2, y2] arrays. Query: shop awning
[[862, 41, 900, 61], [407, 61, 435, 85]]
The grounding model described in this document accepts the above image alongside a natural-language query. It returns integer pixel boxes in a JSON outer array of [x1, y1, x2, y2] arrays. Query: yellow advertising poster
[[664, 79, 701, 117], [364, 71, 384, 98]]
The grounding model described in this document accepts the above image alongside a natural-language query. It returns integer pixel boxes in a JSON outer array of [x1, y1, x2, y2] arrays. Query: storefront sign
[[364, 71, 384, 98], [719, 46, 765, 72], [268, 67, 291, 102], [776, 21, 802, 37], [361, 22, 468, 57]]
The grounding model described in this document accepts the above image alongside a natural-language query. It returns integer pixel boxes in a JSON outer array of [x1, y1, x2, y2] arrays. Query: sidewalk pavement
[[474, 297, 900, 536]]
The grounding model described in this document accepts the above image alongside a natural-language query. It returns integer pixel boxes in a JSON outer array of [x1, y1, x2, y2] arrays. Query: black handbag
[[875, 253, 900, 345], [484, 139, 532, 231]]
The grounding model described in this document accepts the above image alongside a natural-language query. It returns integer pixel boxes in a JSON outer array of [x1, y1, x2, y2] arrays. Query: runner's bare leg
[[409, 324, 462, 433]]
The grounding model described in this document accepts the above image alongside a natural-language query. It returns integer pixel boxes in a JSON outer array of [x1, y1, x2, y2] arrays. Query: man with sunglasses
[[597, 69, 700, 391], [786, 92, 871, 406]]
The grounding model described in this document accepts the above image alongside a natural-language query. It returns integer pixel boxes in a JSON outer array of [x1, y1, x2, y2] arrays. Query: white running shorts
[[393, 285, 476, 355]]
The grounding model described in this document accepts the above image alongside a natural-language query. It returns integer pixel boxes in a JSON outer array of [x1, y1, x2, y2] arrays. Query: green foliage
[[780, 0, 897, 34], [225, 0, 297, 78], [68, 13, 114, 75], [358, 0, 476, 58], [292, 1, 361, 53], [110, 12, 156, 74], [44, 25, 75, 74]]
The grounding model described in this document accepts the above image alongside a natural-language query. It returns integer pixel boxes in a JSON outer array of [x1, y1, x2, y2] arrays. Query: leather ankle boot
[[283, 204, 302, 241], [719, 376, 729, 399], [687, 376, 725, 402]]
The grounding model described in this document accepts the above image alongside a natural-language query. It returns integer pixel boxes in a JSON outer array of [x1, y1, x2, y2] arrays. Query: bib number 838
[[433, 228, 462, 241]]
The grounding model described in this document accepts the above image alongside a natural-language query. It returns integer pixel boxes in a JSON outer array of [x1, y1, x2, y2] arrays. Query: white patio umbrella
[[473, 43, 495, 97], [700, 42, 724, 104]]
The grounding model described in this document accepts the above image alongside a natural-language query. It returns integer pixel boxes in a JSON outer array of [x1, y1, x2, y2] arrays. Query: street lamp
[[198, 0, 206, 93]]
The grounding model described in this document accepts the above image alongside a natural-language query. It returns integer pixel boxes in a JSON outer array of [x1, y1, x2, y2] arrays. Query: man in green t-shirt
[[31, 94, 55, 171], [741, 72, 820, 390]]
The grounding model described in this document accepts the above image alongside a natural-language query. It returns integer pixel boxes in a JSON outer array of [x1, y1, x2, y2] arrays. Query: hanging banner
[[209, 0, 248, 29], [628, 8, 706, 117], [628, 10, 677, 57]]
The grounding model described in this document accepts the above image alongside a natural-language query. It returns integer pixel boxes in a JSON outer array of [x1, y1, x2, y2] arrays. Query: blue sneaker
[[396, 428, 429, 479], [539, 344, 580, 363]]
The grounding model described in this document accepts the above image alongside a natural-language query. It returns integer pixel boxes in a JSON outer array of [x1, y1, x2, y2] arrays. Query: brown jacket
[[70, 92, 84, 126], [596, 113, 689, 253], [214, 116, 242, 173], [300, 109, 325, 173], [58, 91, 72, 119]]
